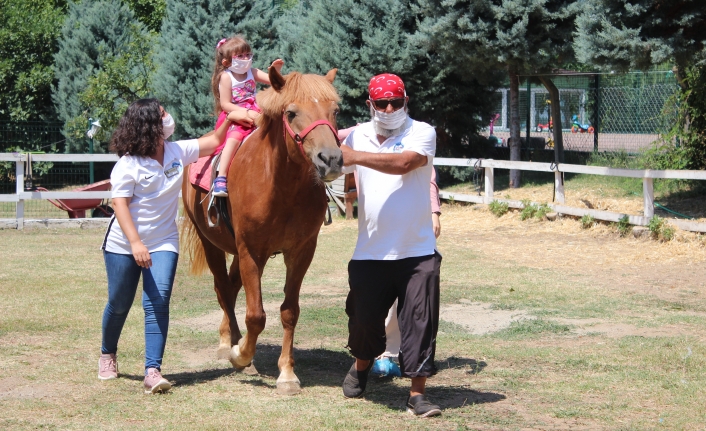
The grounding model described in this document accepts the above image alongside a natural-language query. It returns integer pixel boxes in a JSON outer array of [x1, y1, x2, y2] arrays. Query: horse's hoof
[[243, 363, 259, 375], [229, 345, 251, 370], [276, 380, 302, 396], [217, 345, 231, 360]]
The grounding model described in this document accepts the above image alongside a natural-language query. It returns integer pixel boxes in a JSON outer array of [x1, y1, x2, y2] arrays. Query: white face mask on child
[[162, 114, 175, 140], [229, 58, 252, 74]]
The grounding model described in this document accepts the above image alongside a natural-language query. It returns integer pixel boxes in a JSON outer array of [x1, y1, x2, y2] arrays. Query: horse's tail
[[180, 211, 211, 276]]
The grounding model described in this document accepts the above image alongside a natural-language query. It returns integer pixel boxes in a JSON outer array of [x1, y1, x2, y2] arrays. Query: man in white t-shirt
[[340, 73, 442, 418]]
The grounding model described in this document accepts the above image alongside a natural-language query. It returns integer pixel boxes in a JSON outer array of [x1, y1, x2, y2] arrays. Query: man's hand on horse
[[340, 144, 354, 166]]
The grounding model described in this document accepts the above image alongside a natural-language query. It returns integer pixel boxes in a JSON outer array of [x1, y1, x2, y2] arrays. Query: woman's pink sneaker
[[98, 353, 118, 380], [144, 368, 171, 394]]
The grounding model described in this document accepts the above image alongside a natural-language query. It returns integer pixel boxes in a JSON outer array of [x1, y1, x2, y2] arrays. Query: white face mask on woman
[[229, 58, 252, 74], [162, 113, 175, 140]]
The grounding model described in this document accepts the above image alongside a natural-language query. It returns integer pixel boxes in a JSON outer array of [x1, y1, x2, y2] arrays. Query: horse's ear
[[269, 66, 286, 92], [324, 68, 338, 83]]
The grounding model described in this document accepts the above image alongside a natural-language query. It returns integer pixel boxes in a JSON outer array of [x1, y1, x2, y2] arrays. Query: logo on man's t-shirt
[[392, 142, 404, 153]]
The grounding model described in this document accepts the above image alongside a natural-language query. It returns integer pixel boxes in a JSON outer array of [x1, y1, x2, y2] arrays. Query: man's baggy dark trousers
[[345, 251, 441, 378]]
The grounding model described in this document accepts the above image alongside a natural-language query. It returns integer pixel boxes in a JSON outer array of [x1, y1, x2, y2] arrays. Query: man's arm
[[341, 145, 427, 175]]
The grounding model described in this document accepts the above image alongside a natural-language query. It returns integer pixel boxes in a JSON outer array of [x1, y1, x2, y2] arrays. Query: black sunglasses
[[371, 98, 405, 110]]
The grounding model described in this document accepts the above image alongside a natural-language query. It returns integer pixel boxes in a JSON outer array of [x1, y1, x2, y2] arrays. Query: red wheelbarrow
[[37, 179, 114, 218]]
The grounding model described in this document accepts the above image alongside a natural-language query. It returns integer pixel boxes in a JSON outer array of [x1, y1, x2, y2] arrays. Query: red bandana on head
[[368, 73, 406, 100]]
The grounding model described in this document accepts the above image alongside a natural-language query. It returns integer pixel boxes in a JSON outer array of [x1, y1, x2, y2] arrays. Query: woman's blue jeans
[[102, 251, 178, 372]]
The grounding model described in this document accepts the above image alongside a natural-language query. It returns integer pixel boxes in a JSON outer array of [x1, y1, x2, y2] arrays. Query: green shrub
[[488, 200, 509, 217], [581, 214, 595, 229], [648, 215, 675, 241], [617, 215, 631, 237], [648, 215, 664, 239], [535, 203, 551, 220], [520, 199, 537, 221]]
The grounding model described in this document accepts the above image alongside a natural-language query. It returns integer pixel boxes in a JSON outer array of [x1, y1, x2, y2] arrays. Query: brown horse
[[181, 67, 342, 395]]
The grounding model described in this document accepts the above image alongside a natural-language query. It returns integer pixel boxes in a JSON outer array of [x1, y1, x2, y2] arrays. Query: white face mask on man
[[372, 104, 408, 130], [162, 113, 175, 140], [228, 58, 252, 74]]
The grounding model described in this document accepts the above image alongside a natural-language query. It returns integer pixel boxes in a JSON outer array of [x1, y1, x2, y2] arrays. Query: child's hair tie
[[216, 38, 227, 49]]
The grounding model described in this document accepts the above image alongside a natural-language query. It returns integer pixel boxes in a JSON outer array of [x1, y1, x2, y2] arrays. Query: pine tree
[[53, 0, 146, 151], [275, 0, 499, 155], [574, 0, 706, 74], [152, 0, 269, 139], [414, 0, 578, 185], [65, 25, 156, 153]]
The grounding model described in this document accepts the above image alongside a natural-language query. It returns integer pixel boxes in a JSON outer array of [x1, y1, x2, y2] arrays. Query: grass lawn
[[1, 205, 705, 430]]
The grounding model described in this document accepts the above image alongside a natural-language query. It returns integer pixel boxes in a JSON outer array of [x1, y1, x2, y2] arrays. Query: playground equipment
[[535, 118, 552, 132], [488, 113, 504, 146], [571, 115, 595, 133]]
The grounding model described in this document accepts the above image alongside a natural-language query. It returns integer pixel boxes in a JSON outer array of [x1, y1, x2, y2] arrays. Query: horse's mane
[[256, 72, 340, 130]]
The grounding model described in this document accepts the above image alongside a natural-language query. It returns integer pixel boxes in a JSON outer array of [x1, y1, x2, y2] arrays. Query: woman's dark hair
[[110, 98, 164, 157]]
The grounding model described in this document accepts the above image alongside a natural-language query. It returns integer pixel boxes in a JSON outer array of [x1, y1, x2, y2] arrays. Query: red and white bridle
[[282, 111, 340, 159]]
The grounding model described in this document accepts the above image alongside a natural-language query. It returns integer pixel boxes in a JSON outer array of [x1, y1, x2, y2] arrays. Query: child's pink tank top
[[224, 69, 256, 107]]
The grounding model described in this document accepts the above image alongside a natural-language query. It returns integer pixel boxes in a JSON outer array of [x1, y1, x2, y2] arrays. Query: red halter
[[282, 111, 340, 159]]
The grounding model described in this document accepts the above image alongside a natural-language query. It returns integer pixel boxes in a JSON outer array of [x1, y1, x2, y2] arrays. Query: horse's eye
[[333, 109, 339, 117], [287, 111, 296, 122]]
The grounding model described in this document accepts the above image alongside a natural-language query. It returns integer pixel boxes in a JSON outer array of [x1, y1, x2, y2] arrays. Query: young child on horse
[[210, 35, 284, 196]]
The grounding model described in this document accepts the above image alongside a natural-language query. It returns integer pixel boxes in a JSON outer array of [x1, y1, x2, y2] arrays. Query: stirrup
[[207, 188, 220, 228]]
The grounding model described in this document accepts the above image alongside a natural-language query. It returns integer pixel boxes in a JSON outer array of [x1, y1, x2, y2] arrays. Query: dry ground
[[1, 200, 705, 430]]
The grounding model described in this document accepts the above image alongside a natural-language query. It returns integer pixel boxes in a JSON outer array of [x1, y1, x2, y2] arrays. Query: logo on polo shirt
[[392, 142, 404, 153]]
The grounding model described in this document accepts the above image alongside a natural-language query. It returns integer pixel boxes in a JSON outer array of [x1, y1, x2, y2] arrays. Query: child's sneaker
[[98, 353, 118, 380], [371, 356, 402, 377], [144, 368, 171, 394], [212, 176, 228, 197]]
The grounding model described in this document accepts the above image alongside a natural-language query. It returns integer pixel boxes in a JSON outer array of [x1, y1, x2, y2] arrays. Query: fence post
[[643, 177, 654, 218], [554, 171, 565, 204], [15, 157, 25, 230], [484, 166, 494, 204], [525, 79, 531, 160], [593, 74, 600, 152]]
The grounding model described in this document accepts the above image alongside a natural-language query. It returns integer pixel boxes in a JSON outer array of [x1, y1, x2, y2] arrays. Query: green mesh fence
[[487, 71, 679, 153]]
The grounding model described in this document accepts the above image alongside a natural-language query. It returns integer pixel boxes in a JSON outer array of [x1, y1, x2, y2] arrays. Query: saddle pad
[[189, 153, 219, 192], [188, 128, 257, 192]]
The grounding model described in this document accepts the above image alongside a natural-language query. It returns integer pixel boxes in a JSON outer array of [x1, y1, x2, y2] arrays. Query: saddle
[[189, 152, 222, 193]]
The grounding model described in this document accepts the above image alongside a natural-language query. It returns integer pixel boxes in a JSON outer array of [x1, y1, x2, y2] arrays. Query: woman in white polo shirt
[[97, 98, 245, 394]]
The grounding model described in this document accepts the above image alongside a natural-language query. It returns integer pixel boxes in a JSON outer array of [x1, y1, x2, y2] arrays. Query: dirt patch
[[441, 300, 533, 334], [0, 376, 66, 400]]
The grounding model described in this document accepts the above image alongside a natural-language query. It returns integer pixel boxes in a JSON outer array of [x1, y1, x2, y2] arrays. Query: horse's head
[[257, 68, 343, 182]]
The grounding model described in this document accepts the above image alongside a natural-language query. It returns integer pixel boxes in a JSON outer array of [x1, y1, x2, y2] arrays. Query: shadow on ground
[[162, 344, 506, 410]]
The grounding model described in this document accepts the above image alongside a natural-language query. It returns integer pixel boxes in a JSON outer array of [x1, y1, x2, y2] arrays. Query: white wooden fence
[[0, 153, 118, 229], [434, 158, 706, 233], [1, 153, 705, 232]]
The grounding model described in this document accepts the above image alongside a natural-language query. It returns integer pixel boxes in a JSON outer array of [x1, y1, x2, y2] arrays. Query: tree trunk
[[673, 65, 691, 134], [508, 66, 521, 188], [539, 76, 564, 163]]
